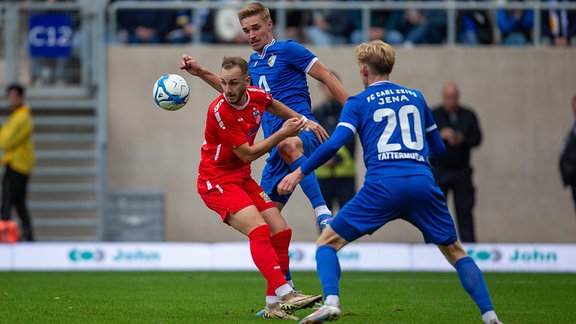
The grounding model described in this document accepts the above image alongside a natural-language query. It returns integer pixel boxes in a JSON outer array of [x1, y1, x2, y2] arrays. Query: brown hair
[[354, 40, 395, 76], [221, 56, 249, 77]]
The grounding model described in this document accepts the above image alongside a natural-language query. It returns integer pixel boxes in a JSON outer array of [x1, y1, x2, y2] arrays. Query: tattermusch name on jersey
[[378, 152, 425, 161]]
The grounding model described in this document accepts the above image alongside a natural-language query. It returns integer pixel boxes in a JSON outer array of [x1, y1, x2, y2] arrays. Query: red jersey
[[198, 86, 272, 184]]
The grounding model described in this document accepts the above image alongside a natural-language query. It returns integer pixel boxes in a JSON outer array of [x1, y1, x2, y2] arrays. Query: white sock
[[324, 295, 340, 306], [482, 310, 498, 323], [314, 206, 332, 217], [286, 279, 295, 289], [275, 283, 293, 298], [266, 296, 279, 305]]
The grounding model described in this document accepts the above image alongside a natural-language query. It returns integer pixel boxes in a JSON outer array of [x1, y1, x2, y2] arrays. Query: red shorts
[[197, 176, 276, 222]]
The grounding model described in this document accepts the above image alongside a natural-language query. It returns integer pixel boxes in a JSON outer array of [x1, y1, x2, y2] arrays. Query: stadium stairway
[[0, 97, 102, 241]]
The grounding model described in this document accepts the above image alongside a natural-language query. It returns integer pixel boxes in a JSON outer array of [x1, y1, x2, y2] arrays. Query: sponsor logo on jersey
[[260, 191, 272, 203]]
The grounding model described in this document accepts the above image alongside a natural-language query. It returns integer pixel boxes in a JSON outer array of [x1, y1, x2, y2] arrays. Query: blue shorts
[[330, 174, 458, 245], [260, 130, 321, 205]]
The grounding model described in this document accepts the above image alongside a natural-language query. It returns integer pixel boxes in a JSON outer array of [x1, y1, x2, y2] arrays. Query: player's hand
[[281, 117, 306, 138], [277, 168, 305, 195], [304, 119, 329, 143], [180, 54, 203, 76]]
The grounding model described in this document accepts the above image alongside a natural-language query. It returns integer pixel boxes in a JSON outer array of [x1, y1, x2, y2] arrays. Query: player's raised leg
[[278, 137, 333, 232]]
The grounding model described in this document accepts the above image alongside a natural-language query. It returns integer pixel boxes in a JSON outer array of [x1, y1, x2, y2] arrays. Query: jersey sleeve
[[422, 95, 446, 157], [251, 86, 273, 108], [421, 94, 437, 132], [284, 41, 317, 74], [300, 97, 359, 175], [301, 126, 354, 175], [337, 96, 362, 134]]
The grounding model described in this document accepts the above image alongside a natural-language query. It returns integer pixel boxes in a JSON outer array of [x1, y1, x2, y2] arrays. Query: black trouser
[[571, 185, 576, 215], [433, 166, 476, 243], [1, 165, 34, 241], [318, 177, 356, 212]]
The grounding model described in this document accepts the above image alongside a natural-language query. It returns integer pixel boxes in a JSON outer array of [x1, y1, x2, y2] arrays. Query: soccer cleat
[[316, 213, 333, 232], [280, 290, 323, 312], [263, 302, 299, 320], [299, 304, 341, 324], [488, 320, 503, 324], [255, 308, 265, 317]]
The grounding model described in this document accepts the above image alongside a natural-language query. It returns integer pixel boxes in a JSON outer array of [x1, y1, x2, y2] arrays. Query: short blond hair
[[355, 40, 395, 75], [238, 2, 271, 22]]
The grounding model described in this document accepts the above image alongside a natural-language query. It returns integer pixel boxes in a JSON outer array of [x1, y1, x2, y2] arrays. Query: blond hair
[[238, 2, 271, 22], [355, 40, 395, 76]]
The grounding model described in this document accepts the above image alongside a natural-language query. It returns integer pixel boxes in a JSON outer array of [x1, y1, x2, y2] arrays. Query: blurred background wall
[[107, 45, 576, 243]]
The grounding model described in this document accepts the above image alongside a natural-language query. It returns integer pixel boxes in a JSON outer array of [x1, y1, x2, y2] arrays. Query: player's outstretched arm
[[267, 99, 302, 120], [180, 54, 223, 93], [267, 99, 329, 142], [233, 117, 305, 163], [278, 125, 353, 195], [308, 61, 349, 106]]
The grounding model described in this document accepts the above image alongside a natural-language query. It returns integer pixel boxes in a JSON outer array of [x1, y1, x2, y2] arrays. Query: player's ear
[[360, 65, 369, 78], [246, 75, 251, 85]]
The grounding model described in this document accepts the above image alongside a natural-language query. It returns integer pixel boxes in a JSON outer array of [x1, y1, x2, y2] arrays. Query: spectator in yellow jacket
[[1, 84, 35, 241]]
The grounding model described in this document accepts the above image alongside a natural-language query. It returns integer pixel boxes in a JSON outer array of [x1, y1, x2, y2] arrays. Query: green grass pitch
[[0, 271, 574, 323]]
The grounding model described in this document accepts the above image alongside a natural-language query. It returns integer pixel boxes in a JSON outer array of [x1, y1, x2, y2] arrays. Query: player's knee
[[438, 240, 467, 265], [317, 228, 347, 251], [277, 138, 303, 163]]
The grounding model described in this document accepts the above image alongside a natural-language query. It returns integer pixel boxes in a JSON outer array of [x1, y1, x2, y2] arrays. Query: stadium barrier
[[1, 242, 574, 272]]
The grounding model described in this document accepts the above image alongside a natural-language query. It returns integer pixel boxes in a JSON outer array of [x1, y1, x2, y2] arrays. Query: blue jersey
[[248, 39, 318, 138], [300, 80, 454, 245], [302, 80, 445, 181]]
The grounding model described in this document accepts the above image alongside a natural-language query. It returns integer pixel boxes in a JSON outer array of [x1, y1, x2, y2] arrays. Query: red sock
[[271, 228, 292, 277], [248, 224, 287, 296]]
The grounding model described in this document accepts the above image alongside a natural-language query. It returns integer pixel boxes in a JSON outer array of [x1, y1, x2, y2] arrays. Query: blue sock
[[285, 269, 292, 281], [454, 256, 494, 314], [316, 245, 341, 297], [289, 156, 326, 209]]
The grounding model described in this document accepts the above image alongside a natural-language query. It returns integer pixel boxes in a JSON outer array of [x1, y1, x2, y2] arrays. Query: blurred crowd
[[106, 0, 576, 47], [7, 0, 576, 47], [5, 0, 573, 87]]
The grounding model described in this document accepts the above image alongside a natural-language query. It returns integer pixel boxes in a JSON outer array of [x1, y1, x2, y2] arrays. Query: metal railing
[[107, 0, 576, 48]]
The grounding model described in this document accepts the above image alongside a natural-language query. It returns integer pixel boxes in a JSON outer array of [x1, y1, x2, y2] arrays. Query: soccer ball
[[152, 74, 190, 111]]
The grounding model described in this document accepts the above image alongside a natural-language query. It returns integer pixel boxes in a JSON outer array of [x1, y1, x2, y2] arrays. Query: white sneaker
[[299, 304, 341, 324]]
